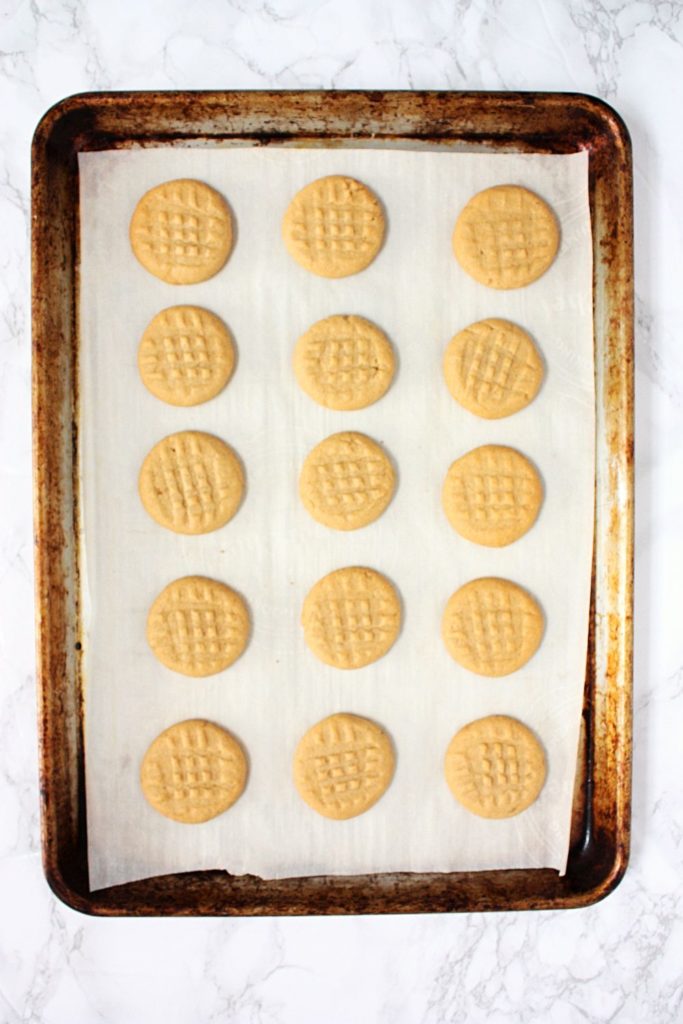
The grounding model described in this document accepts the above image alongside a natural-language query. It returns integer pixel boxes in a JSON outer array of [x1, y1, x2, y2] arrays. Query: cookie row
[[137, 429, 542, 546], [145, 570, 543, 678], [137, 305, 543, 420], [140, 712, 547, 824], [130, 176, 559, 287]]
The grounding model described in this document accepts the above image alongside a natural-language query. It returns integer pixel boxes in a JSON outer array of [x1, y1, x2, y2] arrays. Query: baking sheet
[[78, 146, 593, 890]]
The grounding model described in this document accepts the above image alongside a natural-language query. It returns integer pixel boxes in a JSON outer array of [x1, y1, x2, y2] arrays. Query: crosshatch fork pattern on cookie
[[451, 449, 538, 527], [456, 321, 541, 410], [464, 194, 554, 281], [144, 723, 243, 812], [304, 569, 400, 668], [148, 578, 247, 675], [283, 175, 385, 278], [290, 178, 379, 261], [141, 433, 242, 533], [300, 431, 395, 530], [454, 185, 559, 290], [293, 713, 395, 819], [306, 721, 385, 814], [310, 590, 396, 667], [151, 438, 223, 527], [445, 716, 547, 819], [446, 583, 533, 672], [452, 734, 536, 814], [139, 307, 231, 401], [313, 454, 391, 517], [307, 329, 380, 389], [135, 181, 228, 268], [461, 738, 524, 810], [298, 317, 393, 407]]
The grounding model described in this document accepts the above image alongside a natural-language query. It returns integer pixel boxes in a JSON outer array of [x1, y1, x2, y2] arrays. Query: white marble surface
[[0, 0, 681, 1020]]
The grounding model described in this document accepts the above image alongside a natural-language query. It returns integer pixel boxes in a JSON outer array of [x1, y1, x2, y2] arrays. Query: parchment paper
[[78, 146, 593, 890]]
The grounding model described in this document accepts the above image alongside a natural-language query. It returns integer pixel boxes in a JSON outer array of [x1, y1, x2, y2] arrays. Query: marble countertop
[[1, 1, 681, 1021]]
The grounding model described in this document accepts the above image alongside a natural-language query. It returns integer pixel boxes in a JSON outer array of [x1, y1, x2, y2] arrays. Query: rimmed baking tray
[[32, 90, 633, 916]]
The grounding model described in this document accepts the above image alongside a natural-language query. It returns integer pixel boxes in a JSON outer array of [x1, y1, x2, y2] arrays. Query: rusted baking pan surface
[[32, 91, 633, 915]]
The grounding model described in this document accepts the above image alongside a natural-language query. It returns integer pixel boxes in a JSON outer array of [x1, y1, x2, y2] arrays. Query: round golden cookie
[[147, 576, 250, 677], [452, 185, 560, 290], [139, 430, 244, 535], [302, 567, 401, 669], [442, 444, 543, 547], [299, 431, 396, 531], [293, 713, 395, 820], [442, 577, 543, 676], [130, 178, 233, 284], [293, 315, 395, 411], [444, 715, 547, 818], [443, 318, 544, 419], [140, 719, 247, 823], [282, 175, 385, 278], [138, 306, 235, 407]]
